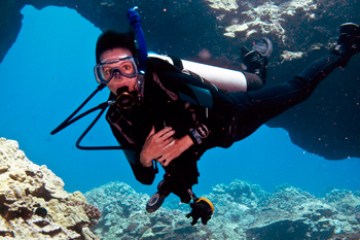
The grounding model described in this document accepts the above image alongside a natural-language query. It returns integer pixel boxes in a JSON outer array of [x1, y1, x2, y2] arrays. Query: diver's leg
[[243, 72, 265, 91], [295, 23, 360, 86], [332, 22, 360, 66], [225, 23, 360, 140], [251, 23, 359, 114], [146, 163, 198, 213]]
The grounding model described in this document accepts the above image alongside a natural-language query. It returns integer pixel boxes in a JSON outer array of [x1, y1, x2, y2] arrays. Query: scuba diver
[[92, 22, 360, 225], [94, 31, 272, 225], [52, 8, 359, 225]]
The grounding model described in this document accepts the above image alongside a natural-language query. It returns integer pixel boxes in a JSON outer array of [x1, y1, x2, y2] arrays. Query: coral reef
[[206, 0, 239, 11], [1, 136, 358, 239], [86, 180, 360, 240], [220, 0, 318, 43], [0, 138, 100, 240]]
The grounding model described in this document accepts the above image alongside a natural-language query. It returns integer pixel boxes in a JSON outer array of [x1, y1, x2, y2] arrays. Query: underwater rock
[[246, 187, 336, 239], [0, 0, 359, 160], [84, 182, 203, 239], [0, 137, 100, 240], [85, 180, 360, 240]]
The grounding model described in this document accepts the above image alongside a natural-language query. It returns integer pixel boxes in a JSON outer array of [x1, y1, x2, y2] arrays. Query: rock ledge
[[0, 137, 100, 240]]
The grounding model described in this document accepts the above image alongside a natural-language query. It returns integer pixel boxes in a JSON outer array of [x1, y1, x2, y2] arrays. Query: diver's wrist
[[140, 152, 153, 167], [180, 135, 195, 149]]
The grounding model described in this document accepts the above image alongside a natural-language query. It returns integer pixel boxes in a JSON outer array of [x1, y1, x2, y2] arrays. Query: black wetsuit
[[106, 53, 346, 201]]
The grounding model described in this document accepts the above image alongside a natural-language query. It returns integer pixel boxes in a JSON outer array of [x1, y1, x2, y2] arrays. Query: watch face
[[197, 123, 209, 139]]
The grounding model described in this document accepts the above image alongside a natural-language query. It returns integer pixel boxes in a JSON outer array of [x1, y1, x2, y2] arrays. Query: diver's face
[[99, 48, 138, 95]]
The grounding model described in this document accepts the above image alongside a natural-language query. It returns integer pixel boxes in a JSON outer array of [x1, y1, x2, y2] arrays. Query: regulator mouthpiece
[[116, 87, 138, 109]]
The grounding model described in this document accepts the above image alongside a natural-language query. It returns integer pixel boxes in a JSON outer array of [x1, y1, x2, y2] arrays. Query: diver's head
[[95, 31, 136, 64], [94, 31, 139, 96]]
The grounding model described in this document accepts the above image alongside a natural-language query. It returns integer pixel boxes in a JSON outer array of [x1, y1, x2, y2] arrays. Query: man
[[94, 23, 359, 225]]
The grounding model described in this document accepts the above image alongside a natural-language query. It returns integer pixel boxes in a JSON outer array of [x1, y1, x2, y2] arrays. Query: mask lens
[[94, 57, 138, 84], [119, 61, 136, 76]]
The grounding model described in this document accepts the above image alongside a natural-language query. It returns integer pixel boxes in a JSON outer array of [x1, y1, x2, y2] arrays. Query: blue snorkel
[[51, 7, 148, 150], [127, 7, 148, 75]]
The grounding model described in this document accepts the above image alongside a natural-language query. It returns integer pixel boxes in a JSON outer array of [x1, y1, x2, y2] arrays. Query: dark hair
[[95, 31, 136, 63]]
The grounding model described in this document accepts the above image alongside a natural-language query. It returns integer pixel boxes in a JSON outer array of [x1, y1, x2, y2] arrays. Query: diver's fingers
[[153, 136, 175, 150], [162, 137, 175, 146], [201, 216, 210, 225], [146, 126, 171, 140], [157, 154, 169, 166], [162, 129, 176, 140], [158, 158, 167, 166], [145, 127, 174, 147], [156, 127, 175, 139], [191, 216, 199, 225], [157, 142, 178, 166], [146, 126, 156, 139], [154, 130, 175, 145]]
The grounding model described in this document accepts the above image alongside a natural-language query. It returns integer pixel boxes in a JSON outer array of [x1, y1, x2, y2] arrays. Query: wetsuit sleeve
[[123, 149, 157, 185], [106, 110, 157, 185]]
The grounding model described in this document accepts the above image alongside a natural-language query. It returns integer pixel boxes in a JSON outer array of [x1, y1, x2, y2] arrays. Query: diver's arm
[[106, 111, 156, 184], [124, 149, 156, 185], [148, 53, 248, 92]]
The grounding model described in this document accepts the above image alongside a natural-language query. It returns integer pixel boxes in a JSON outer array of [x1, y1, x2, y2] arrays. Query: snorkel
[[51, 6, 148, 150], [128, 6, 148, 75], [113, 6, 148, 109]]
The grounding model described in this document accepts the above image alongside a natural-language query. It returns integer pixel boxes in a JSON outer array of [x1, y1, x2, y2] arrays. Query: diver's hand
[[186, 198, 214, 225], [140, 126, 175, 167], [157, 135, 194, 167]]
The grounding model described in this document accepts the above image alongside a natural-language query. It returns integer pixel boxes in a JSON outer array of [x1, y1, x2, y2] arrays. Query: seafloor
[[1, 137, 359, 240]]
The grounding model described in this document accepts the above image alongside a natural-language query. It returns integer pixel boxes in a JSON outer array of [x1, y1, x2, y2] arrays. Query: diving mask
[[94, 56, 138, 84]]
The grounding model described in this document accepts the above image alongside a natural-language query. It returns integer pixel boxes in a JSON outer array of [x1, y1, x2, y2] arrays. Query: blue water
[[1, 5, 359, 197]]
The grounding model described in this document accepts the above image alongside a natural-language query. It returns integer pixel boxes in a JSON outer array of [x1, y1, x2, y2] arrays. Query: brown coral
[[0, 138, 100, 240], [69, 200, 102, 226]]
